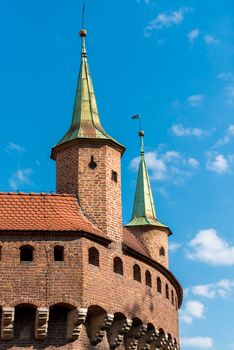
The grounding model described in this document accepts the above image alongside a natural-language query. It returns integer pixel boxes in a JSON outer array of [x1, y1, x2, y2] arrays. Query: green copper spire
[[55, 29, 123, 150], [127, 131, 168, 228]]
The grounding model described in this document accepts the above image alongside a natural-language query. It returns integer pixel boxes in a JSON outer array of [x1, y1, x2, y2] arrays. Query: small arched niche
[[133, 264, 141, 282], [113, 257, 123, 275], [88, 247, 99, 267]]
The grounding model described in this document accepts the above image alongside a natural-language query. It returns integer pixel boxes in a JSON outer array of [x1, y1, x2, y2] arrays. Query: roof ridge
[[0, 192, 77, 197]]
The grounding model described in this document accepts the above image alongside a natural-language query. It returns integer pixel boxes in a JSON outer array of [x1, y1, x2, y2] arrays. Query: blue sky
[[0, 0, 234, 349]]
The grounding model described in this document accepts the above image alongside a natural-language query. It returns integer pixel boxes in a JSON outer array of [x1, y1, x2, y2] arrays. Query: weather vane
[[131, 114, 143, 131], [82, 2, 86, 28]]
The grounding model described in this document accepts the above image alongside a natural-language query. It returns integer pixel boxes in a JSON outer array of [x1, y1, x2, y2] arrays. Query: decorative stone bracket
[[125, 324, 147, 350], [35, 307, 49, 340], [67, 308, 87, 340], [107, 317, 132, 349], [1, 306, 15, 340], [89, 313, 114, 345], [138, 328, 159, 350]]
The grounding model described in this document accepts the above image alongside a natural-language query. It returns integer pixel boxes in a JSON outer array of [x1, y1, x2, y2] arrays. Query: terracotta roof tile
[[0, 192, 105, 238]]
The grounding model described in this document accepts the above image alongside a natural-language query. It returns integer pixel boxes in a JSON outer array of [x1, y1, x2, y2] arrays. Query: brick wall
[[0, 233, 180, 349], [55, 141, 123, 242], [126, 226, 169, 268]]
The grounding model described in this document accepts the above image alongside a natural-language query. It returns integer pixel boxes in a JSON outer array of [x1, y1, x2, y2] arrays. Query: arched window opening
[[171, 290, 175, 305], [20, 245, 34, 262], [157, 277, 162, 293], [133, 264, 141, 282], [88, 247, 99, 267], [165, 284, 169, 300], [159, 247, 165, 257], [54, 246, 64, 262], [113, 257, 123, 275], [145, 270, 152, 287]]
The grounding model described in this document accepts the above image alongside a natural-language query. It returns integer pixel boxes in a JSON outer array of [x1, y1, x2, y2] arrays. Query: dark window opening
[[113, 257, 123, 275], [171, 290, 175, 305], [157, 277, 162, 293], [112, 170, 118, 182], [133, 264, 141, 282], [145, 270, 152, 287], [89, 156, 97, 169], [54, 246, 64, 262], [88, 247, 99, 267], [20, 245, 33, 262], [166, 284, 169, 299], [159, 247, 165, 257]]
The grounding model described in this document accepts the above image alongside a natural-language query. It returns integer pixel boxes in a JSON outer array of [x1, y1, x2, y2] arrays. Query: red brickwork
[[55, 140, 123, 242], [0, 233, 180, 349], [126, 226, 169, 268]]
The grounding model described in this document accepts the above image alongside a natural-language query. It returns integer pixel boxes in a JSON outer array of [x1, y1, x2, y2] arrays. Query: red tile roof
[[0, 192, 149, 254], [0, 192, 105, 238]]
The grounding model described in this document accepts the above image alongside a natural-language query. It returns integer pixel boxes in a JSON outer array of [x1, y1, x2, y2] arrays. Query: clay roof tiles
[[0, 192, 150, 255], [0, 192, 104, 238]]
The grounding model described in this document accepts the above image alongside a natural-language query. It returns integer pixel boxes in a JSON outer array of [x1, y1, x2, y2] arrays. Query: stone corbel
[[138, 327, 160, 350], [1, 306, 15, 340], [35, 307, 49, 340], [125, 323, 147, 350], [89, 313, 114, 345], [67, 308, 87, 340], [107, 317, 132, 349]]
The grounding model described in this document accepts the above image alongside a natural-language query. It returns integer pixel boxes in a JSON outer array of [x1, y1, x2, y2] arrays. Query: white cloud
[[130, 149, 198, 184], [137, 0, 156, 4], [171, 124, 207, 137], [171, 99, 180, 108], [204, 34, 220, 44], [187, 228, 234, 266], [215, 124, 234, 147], [144, 7, 192, 35], [206, 153, 229, 174], [188, 158, 199, 168], [5, 142, 25, 154], [181, 337, 213, 349], [9, 168, 33, 190], [218, 72, 234, 82], [169, 242, 182, 252], [187, 28, 200, 45], [187, 279, 234, 299], [180, 300, 205, 324], [225, 85, 234, 106], [187, 94, 205, 107]]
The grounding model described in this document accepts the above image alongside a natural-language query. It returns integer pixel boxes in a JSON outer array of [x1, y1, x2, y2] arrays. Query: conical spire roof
[[127, 131, 169, 230], [53, 29, 124, 152]]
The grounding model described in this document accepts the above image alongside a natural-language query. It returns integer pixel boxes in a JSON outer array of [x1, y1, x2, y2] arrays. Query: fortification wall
[[0, 233, 180, 349]]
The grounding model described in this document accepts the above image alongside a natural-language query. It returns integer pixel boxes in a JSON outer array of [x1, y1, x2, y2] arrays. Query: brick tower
[[0, 25, 182, 350]]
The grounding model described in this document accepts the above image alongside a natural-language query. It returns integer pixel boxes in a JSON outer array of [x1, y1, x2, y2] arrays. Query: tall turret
[[126, 131, 171, 268], [51, 29, 125, 242]]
